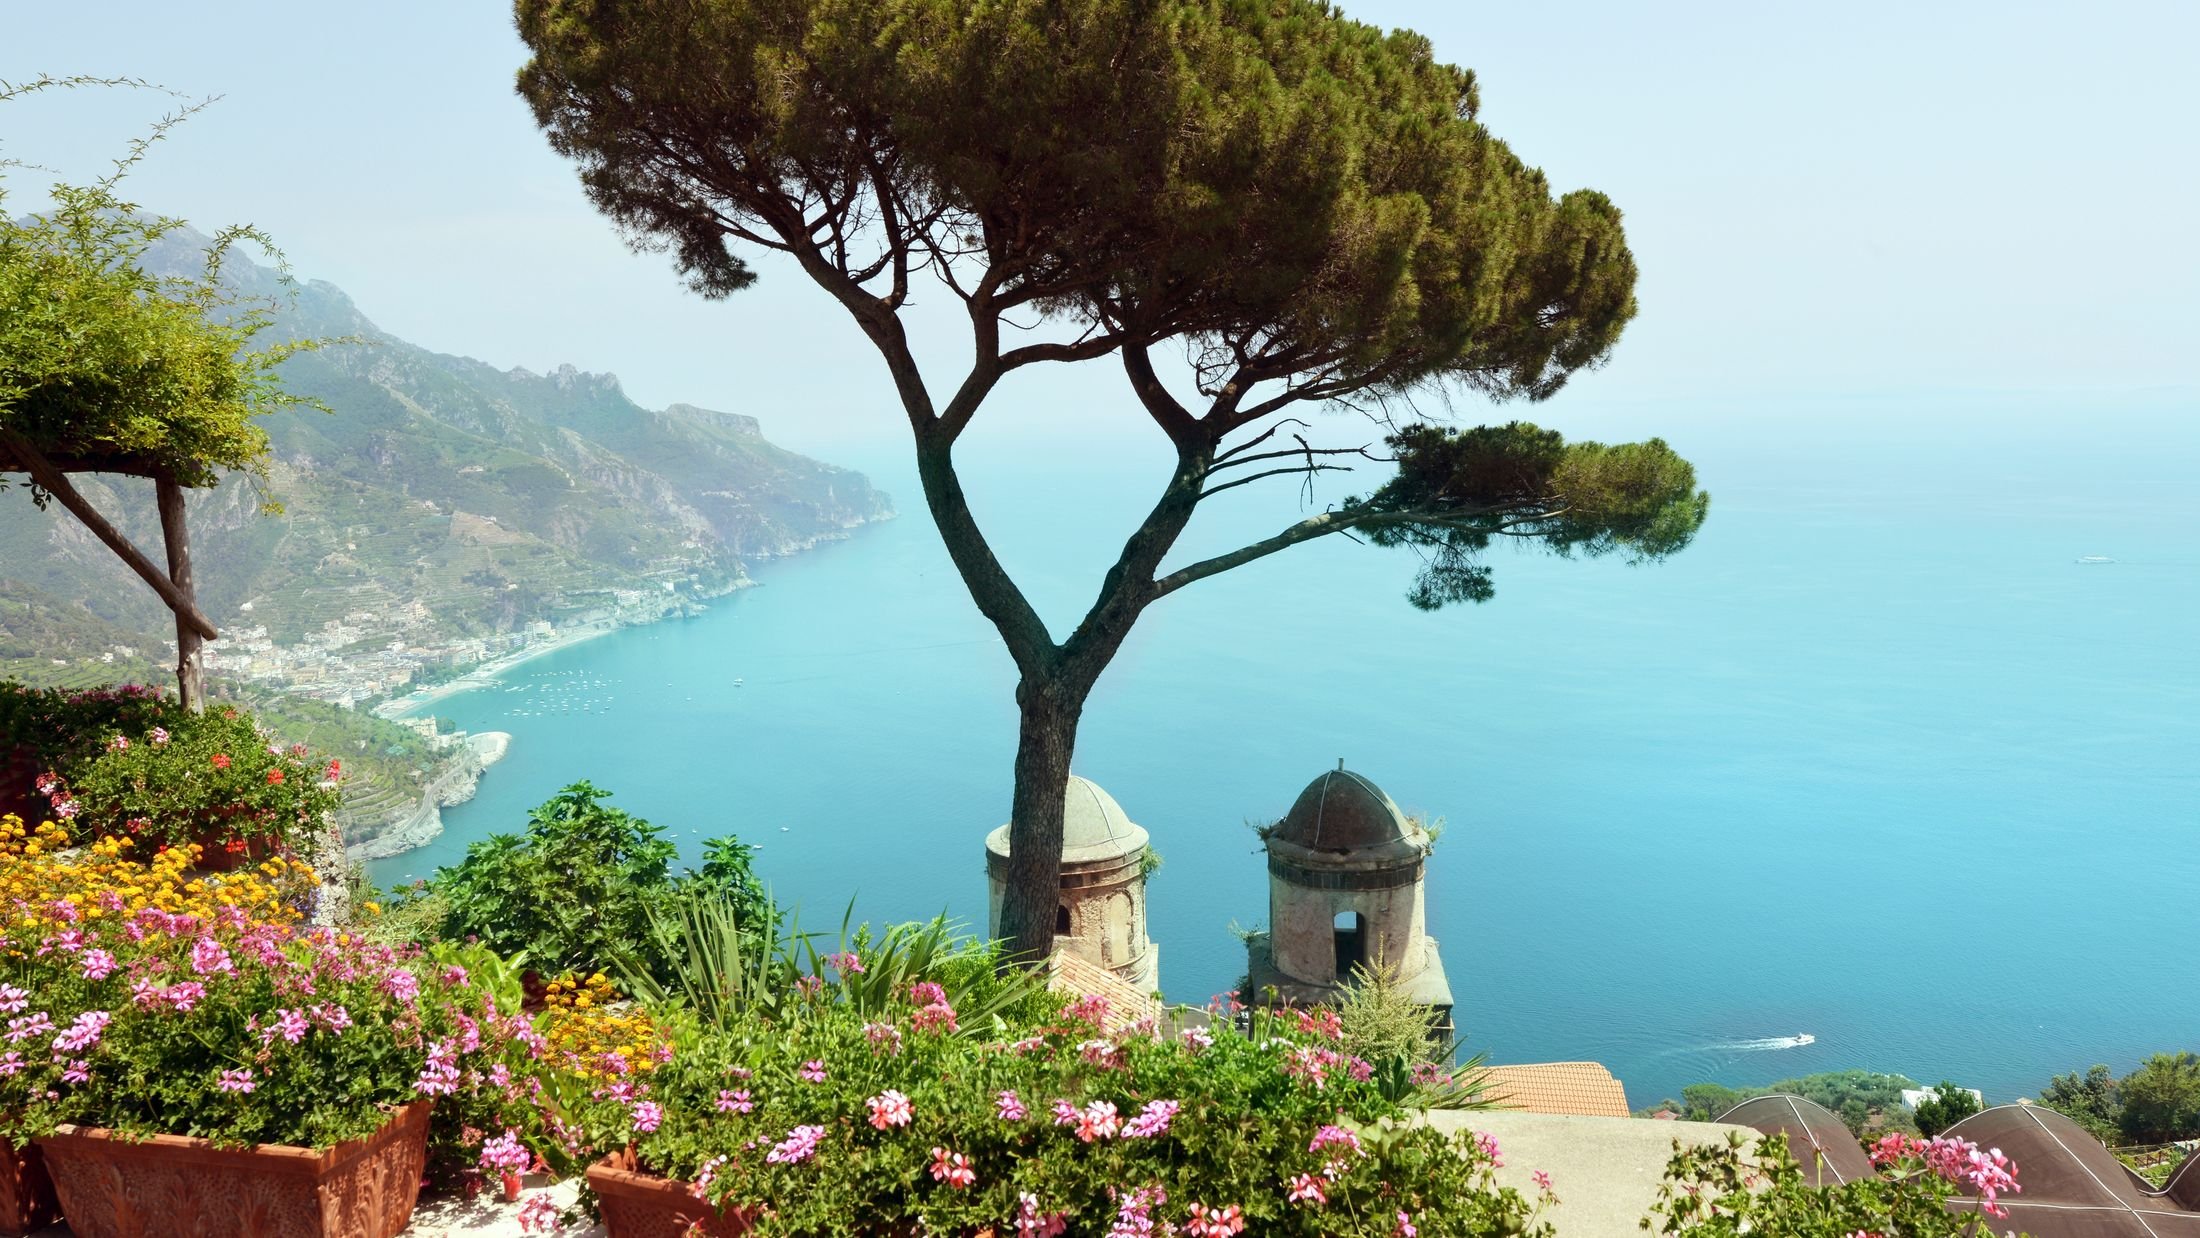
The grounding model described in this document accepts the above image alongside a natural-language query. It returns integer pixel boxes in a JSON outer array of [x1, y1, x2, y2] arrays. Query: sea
[[367, 395, 2200, 1109]]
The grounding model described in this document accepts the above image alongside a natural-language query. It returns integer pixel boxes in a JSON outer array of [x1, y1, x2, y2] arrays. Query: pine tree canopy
[[516, 0, 1705, 611], [518, 0, 1636, 397]]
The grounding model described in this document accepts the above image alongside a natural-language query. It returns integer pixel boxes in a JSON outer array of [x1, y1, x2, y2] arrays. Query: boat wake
[[1708, 1033, 1816, 1052]]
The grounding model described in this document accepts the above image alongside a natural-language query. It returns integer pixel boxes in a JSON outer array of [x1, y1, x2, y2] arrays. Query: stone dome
[[1269, 767, 1421, 858], [985, 775, 1148, 865]]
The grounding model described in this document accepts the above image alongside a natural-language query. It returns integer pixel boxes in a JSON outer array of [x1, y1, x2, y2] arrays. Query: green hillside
[[0, 224, 890, 648]]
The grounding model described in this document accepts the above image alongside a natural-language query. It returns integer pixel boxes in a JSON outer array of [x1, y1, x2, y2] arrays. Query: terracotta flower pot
[[588, 1151, 752, 1237], [586, 1154, 1003, 1238], [36, 1100, 429, 1238], [0, 1138, 59, 1237], [501, 1169, 523, 1203]]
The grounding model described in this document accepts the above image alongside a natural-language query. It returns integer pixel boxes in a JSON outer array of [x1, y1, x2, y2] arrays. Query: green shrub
[[0, 681, 188, 777], [619, 896, 1055, 1036], [50, 701, 341, 855], [1913, 1080, 1982, 1137], [420, 780, 765, 982]]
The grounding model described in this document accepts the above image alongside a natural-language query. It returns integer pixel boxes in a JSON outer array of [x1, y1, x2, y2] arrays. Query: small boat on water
[[2076, 555, 2115, 565]]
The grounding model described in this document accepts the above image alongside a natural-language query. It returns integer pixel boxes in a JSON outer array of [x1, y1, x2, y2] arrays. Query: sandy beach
[[374, 624, 619, 719]]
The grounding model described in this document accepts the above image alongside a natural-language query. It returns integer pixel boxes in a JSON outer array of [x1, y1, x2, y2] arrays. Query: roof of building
[[1937, 1104, 2200, 1236], [985, 775, 1148, 864], [1045, 949, 1162, 1030], [1269, 766, 1421, 857], [1478, 1062, 1632, 1119], [1718, 1097, 2200, 1236], [1716, 1095, 1874, 1187]]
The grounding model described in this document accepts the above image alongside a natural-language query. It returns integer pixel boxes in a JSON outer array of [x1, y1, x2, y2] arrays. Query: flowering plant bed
[[36, 1099, 430, 1238], [0, 829, 516, 1156], [37, 702, 341, 856], [550, 959, 1549, 1237]]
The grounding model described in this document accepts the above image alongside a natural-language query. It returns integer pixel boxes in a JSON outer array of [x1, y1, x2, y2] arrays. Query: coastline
[[345, 729, 512, 864], [353, 512, 892, 862], [374, 623, 628, 719]]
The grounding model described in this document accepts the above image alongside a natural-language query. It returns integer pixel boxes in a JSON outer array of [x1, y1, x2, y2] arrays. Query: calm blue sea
[[368, 397, 2200, 1109]]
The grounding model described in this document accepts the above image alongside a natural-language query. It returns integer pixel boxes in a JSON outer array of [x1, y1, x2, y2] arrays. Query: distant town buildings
[[184, 586, 702, 712]]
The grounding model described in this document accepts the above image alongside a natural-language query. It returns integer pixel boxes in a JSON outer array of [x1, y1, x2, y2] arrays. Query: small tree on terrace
[[0, 77, 317, 710], [516, 0, 1711, 962]]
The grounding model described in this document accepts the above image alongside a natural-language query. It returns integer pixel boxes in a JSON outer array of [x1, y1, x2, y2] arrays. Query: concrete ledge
[[1423, 1110, 1759, 1238]]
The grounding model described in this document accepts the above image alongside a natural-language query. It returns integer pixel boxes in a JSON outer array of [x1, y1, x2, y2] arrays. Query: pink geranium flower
[[928, 1146, 976, 1189], [867, 1090, 914, 1130]]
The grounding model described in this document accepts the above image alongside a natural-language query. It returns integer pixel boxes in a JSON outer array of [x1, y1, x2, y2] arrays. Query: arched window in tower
[[1333, 910, 1366, 980], [1056, 904, 1072, 937]]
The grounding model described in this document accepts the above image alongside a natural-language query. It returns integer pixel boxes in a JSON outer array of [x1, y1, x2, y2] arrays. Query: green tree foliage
[[2040, 1063, 2123, 1145], [1674, 1083, 1749, 1123], [2118, 1052, 2200, 1145], [514, 0, 1709, 960], [421, 780, 766, 982], [1644, 1071, 1919, 1136], [0, 78, 314, 490], [1912, 1080, 1982, 1137]]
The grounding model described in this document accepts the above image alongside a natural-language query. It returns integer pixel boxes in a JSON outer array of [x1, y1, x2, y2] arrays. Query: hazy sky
[[7, 0, 2195, 457]]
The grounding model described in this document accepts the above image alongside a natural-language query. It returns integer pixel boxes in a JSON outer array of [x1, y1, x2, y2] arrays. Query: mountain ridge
[[0, 225, 893, 651]]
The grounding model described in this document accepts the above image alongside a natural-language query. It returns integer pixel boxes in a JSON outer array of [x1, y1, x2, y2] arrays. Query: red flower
[[211, 753, 231, 770], [265, 768, 285, 785], [325, 759, 343, 779]]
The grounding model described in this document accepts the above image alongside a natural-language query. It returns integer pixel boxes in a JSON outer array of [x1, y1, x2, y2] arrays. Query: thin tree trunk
[[0, 430, 219, 642], [155, 477, 205, 713], [997, 679, 1081, 965]]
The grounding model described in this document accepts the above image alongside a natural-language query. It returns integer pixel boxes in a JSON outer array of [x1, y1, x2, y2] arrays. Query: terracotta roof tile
[[1045, 950, 1161, 1031], [1479, 1061, 1632, 1119]]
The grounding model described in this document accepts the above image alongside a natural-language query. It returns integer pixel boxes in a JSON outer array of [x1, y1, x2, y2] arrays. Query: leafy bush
[[1332, 962, 1491, 1110], [1914, 1080, 1983, 1137], [1645, 1130, 2020, 1237], [544, 966, 1550, 1237], [2118, 1051, 2200, 1144], [420, 781, 765, 983], [2039, 1063, 2122, 1145], [620, 895, 1055, 1038], [0, 682, 188, 776], [51, 702, 342, 855]]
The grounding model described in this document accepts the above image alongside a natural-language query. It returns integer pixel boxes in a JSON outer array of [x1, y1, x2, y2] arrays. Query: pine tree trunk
[[997, 678, 1082, 965]]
